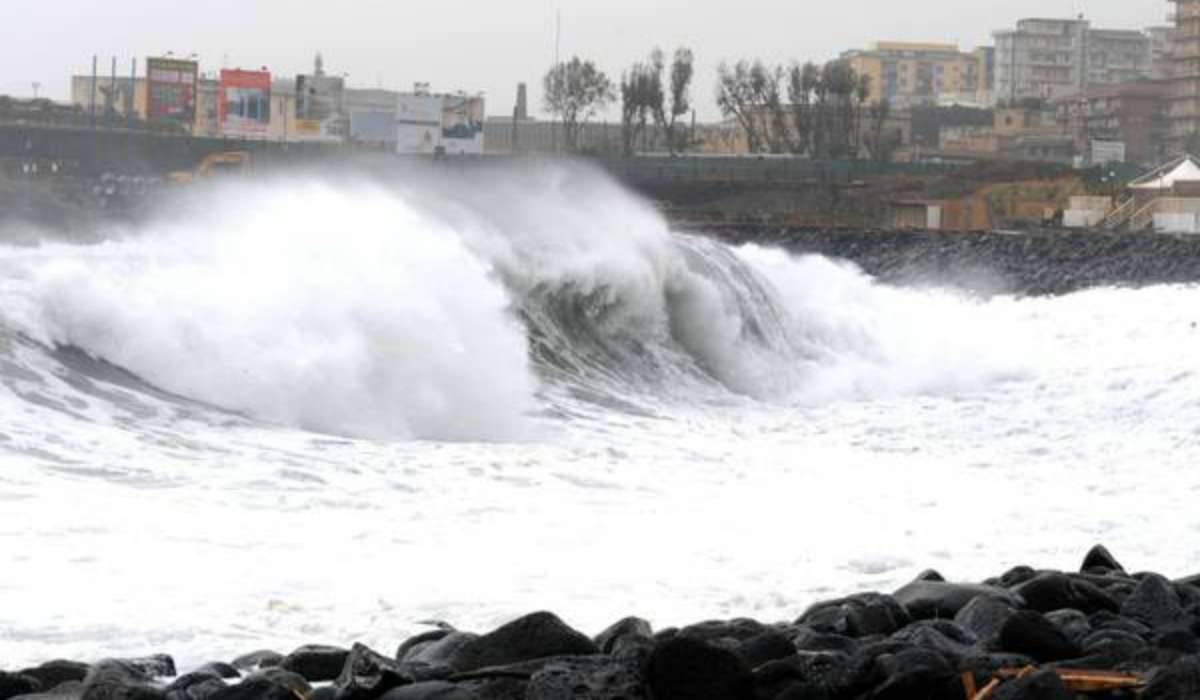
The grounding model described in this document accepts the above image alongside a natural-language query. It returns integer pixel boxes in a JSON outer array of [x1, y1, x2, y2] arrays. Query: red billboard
[[219, 69, 272, 136], [146, 57, 198, 131]]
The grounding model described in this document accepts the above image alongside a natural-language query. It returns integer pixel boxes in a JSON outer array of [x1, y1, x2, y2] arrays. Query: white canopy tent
[[1129, 154, 1200, 190]]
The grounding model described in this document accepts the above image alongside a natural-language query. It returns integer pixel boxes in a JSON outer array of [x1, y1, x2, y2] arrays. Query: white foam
[[8, 179, 536, 441]]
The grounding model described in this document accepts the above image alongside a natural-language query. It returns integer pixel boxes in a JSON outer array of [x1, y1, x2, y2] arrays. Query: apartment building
[[842, 42, 984, 107], [1170, 0, 1200, 147], [1054, 80, 1171, 165], [994, 18, 1153, 102], [1146, 26, 1176, 80]]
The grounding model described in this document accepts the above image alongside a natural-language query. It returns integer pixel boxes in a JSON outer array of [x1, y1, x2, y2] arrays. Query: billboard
[[1091, 140, 1127, 166], [396, 95, 443, 153], [146, 57, 198, 131], [219, 69, 271, 137], [441, 95, 485, 155], [395, 93, 485, 155]]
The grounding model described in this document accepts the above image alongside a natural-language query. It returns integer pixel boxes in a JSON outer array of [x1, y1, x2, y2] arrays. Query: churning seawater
[[1, 165, 1198, 668]]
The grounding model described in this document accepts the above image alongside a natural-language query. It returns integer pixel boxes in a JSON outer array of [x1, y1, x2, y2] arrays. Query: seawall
[[696, 225, 1200, 296]]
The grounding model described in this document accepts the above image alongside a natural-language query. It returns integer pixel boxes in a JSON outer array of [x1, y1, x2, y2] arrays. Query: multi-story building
[[842, 42, 981, 107], [1146, 26, 1176, 80], [1054, 80, 1171, 165], [1170, 0, 1200, 148], [994, 18, 1153, 103], [1089, 30, 1158, 84]]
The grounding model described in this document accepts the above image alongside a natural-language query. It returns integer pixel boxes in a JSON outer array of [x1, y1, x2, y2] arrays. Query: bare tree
[[652, 47, 694, 155], [621, 53, 663, 155], [716, 60, 787, 153], [544, 57, 616, 152], [787, 62, 820, 155], [716, 61, 761, 152], [863, 99, 901, 162]]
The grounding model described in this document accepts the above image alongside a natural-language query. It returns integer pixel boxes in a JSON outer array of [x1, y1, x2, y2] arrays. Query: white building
[[396, 91, 485, 155]]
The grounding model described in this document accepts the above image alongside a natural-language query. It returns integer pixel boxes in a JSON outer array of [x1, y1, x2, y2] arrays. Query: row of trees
[[619, 48, 695, 155], [543, 48, 696, 155], [715, 59, 898, 161], [542, 53, 901, 161]]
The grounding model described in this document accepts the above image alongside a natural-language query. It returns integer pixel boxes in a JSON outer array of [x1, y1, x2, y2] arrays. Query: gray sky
[[2, 0, 1165, 120]]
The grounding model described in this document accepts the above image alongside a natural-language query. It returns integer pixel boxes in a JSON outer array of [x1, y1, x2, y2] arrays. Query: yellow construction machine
[[168, 151, 253, 185]]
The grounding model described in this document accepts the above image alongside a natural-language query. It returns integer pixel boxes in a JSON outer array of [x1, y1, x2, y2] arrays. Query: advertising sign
[[219, 69, 271, 137], [396, 94, 443, 153], [1091, 140, 1127, 166], [146, 57, 198, 131], [441, 95, 485, 154], [395, 94, 486, 155]]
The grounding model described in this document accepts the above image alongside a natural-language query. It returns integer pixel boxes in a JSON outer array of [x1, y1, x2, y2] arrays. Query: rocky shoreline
[[695, 225, 1200, 297], [4, 548, 1200, 699]]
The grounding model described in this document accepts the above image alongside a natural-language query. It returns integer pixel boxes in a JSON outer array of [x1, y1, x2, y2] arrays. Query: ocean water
[[1, 165, 1198, 669]]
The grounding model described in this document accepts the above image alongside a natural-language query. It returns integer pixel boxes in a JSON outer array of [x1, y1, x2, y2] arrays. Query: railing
[[1101, 196, 1137, 230], [1129, 198, 1164, 232]]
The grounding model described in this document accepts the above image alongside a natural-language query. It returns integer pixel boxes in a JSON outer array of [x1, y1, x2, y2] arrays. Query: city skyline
[[2, 0, 1165, 120]]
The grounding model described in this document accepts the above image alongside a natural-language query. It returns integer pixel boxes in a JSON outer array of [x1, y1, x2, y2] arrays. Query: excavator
[[168, 151, 252, 185]]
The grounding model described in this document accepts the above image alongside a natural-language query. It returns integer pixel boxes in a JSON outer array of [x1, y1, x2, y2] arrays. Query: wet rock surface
[[703, 226, 1200, 296], [10, 546, 1200, 699]]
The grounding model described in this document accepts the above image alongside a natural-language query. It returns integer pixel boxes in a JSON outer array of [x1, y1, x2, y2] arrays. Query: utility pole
[[90, 55, 98, 129], [129, 58, 137, 130], [110, 56, 118, 130], [31, 82, 40, 99]]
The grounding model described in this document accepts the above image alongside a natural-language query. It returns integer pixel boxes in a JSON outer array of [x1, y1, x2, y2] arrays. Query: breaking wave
[[0, 164, 1025, 441]]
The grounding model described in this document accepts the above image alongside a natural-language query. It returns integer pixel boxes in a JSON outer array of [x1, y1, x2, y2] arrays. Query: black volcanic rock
[[866, 647, 959, 700], [521, 656, 643, 699], [893, 580, 1022, 619], [1044, 609, 1091, 645], [799, 593, 911, 637], [17, 663, 89, 691], [592, 617, 652, 655], [955, 596, 1017, 644], [791, 628, 860, 655], [402, 633, 477, 669], [207, 677, 299, 700], [0, 673, 42, 700], [444, 613, 598, 673], [1144, 656, 1200, 699], [230, 653, 281, 673], [996, 611, 1081, 663], [677, 619, 767, 647], [644, 636, 753, 700], [115, 659, 174, 681], [335, 644, 417, 700], [163, 674, 226, 700], [79, 661, 163, 700], [1122, 574, 1185, 629], [378, 683, 476, 700], [397, 630, 453, 664], [190, 666, 237, 682], [993, 667, 1071, 700], [731, 631, 795, 669], [891, 621, 978, 664], [279, 646, 349, 683], [1082, 544, 1125, 574], [1011, 572, 1119, 614]]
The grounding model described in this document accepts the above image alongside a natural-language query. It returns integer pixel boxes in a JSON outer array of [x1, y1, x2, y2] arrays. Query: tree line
[[542, 52, 901, 161]]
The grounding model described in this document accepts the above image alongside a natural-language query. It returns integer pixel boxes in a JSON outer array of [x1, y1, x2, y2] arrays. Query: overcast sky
[[2, 0, 1165, 120]]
